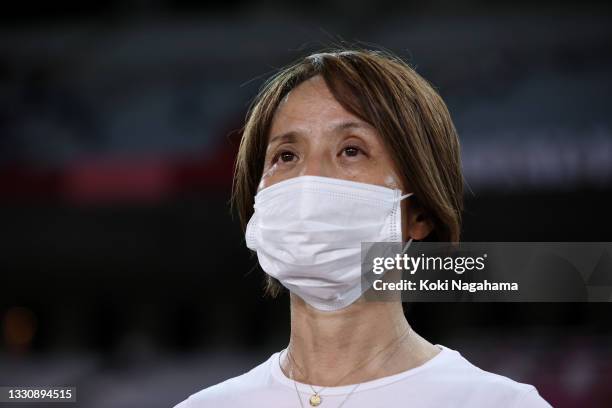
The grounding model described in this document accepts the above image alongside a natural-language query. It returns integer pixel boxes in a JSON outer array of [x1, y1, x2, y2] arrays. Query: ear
[[402, 199, 433, 241]]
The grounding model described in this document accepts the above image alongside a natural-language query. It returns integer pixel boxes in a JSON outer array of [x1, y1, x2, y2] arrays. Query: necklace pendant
[[309, 393, 322, 406]]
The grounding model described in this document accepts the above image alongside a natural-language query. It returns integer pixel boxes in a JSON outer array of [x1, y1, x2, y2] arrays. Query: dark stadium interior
[[1, 1, 611, 407]]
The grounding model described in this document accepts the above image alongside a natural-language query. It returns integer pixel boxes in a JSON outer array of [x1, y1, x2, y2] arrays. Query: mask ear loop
[[399, 192, 414, 201], [402, 238, 413, 254], [397, 192, 414, 253]]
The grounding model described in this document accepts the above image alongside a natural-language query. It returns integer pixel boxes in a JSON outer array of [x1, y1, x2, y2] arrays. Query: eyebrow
[[268, 121, 373, 145]]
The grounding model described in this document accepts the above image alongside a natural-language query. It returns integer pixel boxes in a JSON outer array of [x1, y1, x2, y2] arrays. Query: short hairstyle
[[232, 48, 464, 296]]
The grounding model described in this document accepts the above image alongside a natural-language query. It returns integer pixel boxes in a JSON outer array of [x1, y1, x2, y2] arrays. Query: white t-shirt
[[174, 345, 551, 407]]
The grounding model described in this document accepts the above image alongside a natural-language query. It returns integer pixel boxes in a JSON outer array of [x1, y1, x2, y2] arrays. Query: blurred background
[[1, 0, 611, 407]]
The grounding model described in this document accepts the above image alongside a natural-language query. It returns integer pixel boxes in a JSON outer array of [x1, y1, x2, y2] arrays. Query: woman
[[175, 49, 550, 407]]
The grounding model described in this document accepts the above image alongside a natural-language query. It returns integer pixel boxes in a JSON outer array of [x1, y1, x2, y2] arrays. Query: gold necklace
[[286, 353, 361, 408], [282, 326, 411, 406]]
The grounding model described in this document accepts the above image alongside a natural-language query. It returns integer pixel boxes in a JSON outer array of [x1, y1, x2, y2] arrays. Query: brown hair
[[232, 48, 463, 296]]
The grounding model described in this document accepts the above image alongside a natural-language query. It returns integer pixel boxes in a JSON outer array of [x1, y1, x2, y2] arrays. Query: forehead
[[279, 75, 332, 106], [270, 76, 359, 133]]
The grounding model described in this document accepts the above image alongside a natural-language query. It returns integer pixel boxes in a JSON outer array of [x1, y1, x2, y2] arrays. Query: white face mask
[[245, 175, 413, 311]]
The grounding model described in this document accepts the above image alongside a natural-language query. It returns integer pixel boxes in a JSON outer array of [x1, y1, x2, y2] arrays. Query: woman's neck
[[281, 294, 440, 387]]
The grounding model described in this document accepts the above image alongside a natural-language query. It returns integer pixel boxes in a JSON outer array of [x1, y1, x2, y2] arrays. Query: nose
[[299, 147, 332, 178]]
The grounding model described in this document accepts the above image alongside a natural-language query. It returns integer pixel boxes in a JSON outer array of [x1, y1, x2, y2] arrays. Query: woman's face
[[260, 75, 404, 193], [259, 75, 432, 241]]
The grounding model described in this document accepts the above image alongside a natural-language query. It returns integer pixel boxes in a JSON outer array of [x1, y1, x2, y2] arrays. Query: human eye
[[272, 149, 298, 164], [341, 145, 362, 157]]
